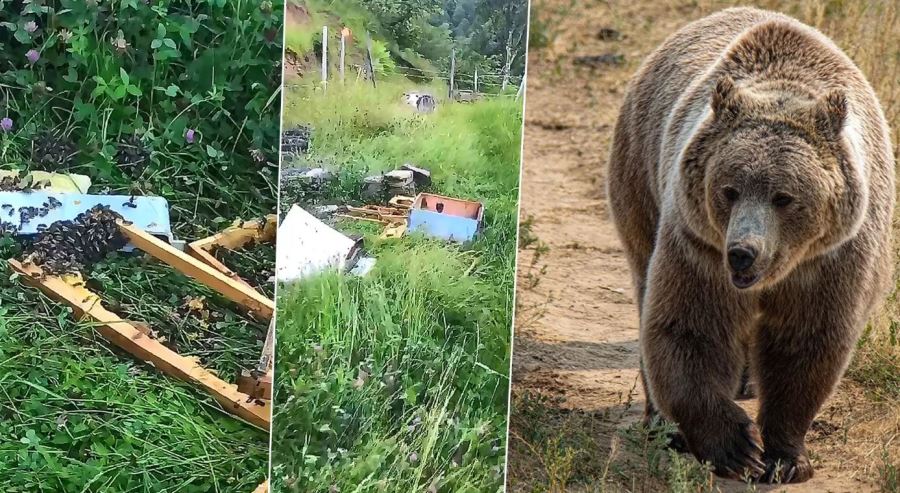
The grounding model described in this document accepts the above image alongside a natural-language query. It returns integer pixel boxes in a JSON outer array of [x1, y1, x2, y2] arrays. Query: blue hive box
[[407, 192, 484, 242]]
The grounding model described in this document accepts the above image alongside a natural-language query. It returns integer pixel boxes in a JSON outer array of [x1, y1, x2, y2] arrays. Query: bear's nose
[[727, 246, 757, 272]]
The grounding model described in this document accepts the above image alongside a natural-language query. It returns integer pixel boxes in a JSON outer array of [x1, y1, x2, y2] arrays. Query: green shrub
[[0, 0, 282, 235]]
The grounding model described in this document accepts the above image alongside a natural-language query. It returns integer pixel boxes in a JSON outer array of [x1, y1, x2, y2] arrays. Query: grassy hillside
[[272, 77, 522, 492]]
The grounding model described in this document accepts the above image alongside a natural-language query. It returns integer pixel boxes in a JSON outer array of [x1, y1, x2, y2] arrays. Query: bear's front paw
[[691, 419, 765, 480], [760, 452, 813, 483]]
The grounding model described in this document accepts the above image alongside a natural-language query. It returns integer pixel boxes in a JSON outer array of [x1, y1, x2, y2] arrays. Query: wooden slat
[[186, 215, 277, 292], [252, 480, 269, 493], [190, 215, 277, 251], [185, 243, 255, 289], [8, 260, 271, 430], [118, 222, 275, 319]]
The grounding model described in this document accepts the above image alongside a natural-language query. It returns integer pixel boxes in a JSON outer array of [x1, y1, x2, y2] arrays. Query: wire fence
[[293, 26, 525, 101]]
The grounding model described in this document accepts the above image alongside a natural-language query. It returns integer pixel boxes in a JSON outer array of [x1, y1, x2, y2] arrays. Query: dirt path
[[509, 1, 897, 492]]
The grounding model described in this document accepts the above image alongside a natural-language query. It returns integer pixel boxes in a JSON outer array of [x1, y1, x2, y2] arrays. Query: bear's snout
[[727, 245, 757, 272]]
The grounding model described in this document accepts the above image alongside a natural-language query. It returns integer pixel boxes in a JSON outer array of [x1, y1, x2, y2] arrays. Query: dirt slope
[[508, 1, 899, 492]]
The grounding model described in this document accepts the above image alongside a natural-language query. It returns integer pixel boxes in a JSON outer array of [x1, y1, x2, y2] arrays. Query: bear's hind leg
[[606, 126, 659, 426]]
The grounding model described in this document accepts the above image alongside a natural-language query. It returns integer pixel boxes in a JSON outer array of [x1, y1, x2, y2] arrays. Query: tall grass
[[272, 79, 522, 492]]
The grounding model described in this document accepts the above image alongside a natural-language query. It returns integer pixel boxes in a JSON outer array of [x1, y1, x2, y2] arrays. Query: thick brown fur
[[606, 7, 894, 483]]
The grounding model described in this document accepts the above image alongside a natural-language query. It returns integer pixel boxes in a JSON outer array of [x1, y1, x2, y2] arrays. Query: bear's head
[[678, 75, 867, 290]]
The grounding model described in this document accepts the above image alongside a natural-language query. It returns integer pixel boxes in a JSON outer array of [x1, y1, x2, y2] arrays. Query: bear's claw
[[703, 421, 766, 480], [760, 453, 813, 483]]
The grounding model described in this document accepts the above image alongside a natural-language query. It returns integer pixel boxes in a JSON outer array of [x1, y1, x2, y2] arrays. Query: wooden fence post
[[339, 28, 346, 84], [365, 32, 377, 88], [321, 26, 328, 90], [449, 48, 456, 100], [501, 31, 512, 92]]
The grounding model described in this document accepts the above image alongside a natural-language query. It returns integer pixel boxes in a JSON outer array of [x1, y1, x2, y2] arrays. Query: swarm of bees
[[0, 176, 22, 191], [115, 134, 151, 178], [0, 196, 63, 234], [23, 204, 126, 275], [31, 130, 78, 171]]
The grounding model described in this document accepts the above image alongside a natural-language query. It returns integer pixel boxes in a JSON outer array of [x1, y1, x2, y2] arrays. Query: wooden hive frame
[[8, 219, 277, 492], [186, 214, 277, 288], [186, 216, 278, 493]]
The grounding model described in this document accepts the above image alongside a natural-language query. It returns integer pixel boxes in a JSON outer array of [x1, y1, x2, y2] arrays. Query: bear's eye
[[772, 193, 794, 207], [722, 186, 739, 202]]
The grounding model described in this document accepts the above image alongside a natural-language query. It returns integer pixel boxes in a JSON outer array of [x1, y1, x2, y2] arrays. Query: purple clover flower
[[1, 118, 12, 132], [185, 128, 196, 144], [24, 21, 38, 33], [25, 49, 40, 64]]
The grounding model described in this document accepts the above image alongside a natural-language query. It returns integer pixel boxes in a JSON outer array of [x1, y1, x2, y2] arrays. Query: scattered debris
[[22, 205, 126, 275], [380, 222, 407, 240], [340, 204, 409, 224], [408, 192, 484, 242], [349, 257, 377, 276], [402, 164, 432, 188], [573, 54, 625, 68], [280, 166, 334, 205], [389, 195, 415, 208], [276, 204, 364, 282], [281, 125, 311, 161], [312, 204, 341, 217], [597, 27, 623, 41], [363, 169, 417, 202]]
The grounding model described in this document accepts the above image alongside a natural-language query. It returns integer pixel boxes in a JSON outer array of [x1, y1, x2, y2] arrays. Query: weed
[[881, 445, 900, 493]]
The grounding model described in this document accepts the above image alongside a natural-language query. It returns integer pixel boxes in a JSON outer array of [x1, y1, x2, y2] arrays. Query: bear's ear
[[814, 89, 848, 139], [711, 75, 743, 122]]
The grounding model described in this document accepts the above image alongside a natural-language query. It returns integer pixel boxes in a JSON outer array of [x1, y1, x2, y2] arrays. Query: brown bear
[[606, 7, 894, 483]]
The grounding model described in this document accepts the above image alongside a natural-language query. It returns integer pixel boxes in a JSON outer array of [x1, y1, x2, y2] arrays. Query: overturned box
[[408, 192, 483, 242], [276, 204, 364, 282]]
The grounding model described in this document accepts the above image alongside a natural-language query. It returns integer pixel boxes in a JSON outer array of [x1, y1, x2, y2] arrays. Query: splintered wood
[[7, 259, 270, 429], [186, 215, 277, 288], [338, 204, 409, 224], [118, 221, 275, 319], [338, 195, 413, 240]]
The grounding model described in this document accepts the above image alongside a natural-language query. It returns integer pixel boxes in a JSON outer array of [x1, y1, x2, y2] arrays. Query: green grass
[[0, 2, 281, 491], [0, 264, 269, 492], [271, 78, 522, 492]]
